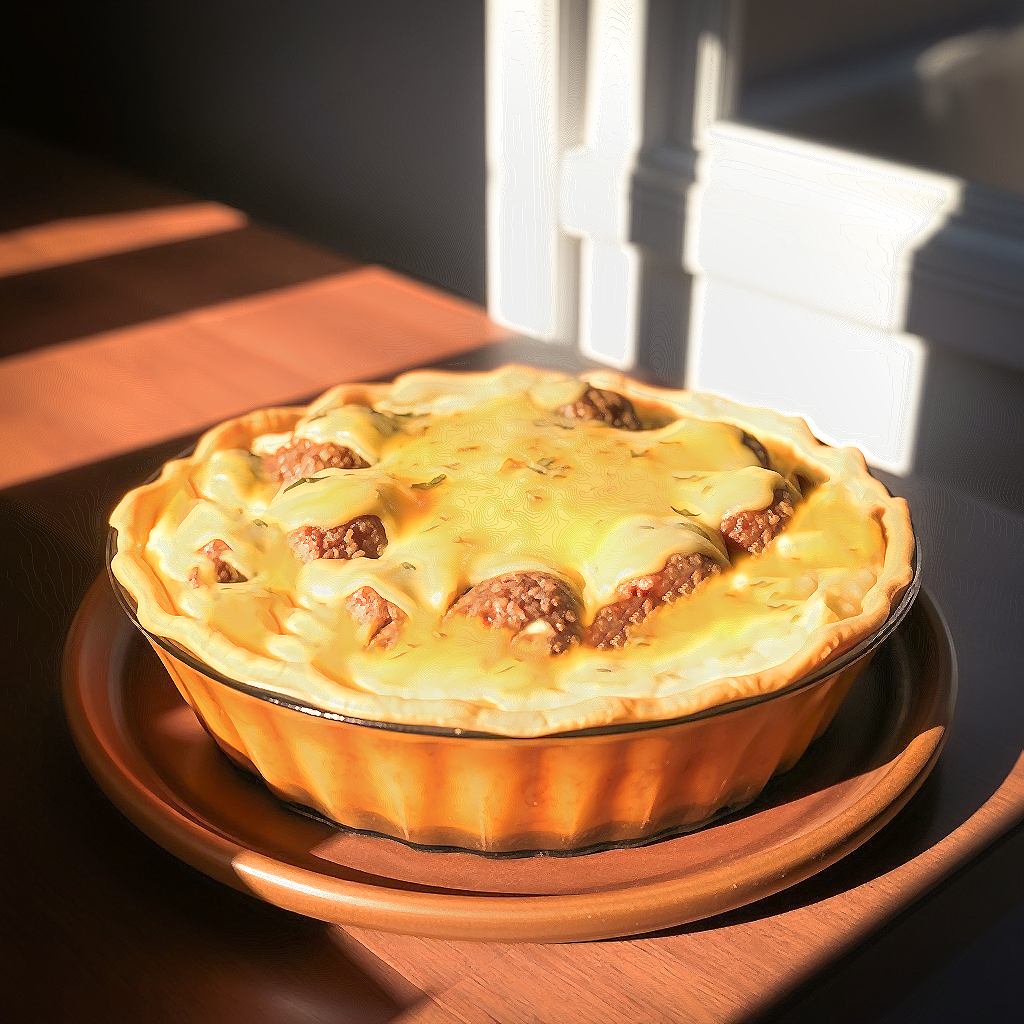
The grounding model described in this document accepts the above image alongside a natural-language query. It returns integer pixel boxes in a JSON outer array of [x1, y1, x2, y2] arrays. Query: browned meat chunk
[[264, 438, 369, 484], [199, 539, 248, 583], [721, 488, 795, 556], [587, 552, 720, 650], [345, 586, 406, 649], [287, 516, 388, 563], [741, 431, 770, 469], [557, 386, 642, 430], [449, 571, 582, 656]]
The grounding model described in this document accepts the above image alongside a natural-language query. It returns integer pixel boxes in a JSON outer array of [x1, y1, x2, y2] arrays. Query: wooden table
[[4, 131, 1024, 1023]]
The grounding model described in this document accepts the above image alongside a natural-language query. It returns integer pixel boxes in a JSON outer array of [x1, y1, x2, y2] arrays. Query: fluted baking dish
[[106, 368, 917, 853], [108, 531, 918, 853]]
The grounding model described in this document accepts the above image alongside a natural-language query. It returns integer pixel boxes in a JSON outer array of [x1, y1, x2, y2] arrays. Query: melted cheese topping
[[110, 367, 913, 735]]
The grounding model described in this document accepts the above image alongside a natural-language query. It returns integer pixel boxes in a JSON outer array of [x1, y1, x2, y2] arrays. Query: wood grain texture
[[338, 762, 1024, 1022], [2, 267, 508, 488], [338, 928, 508, 1001], [392, 999, 469, 1024], [0, 127, 196, 233], [0, 203, 247, 278]]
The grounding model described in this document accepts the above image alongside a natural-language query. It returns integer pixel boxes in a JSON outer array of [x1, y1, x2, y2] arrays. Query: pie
[[108, 366, 915, 851]]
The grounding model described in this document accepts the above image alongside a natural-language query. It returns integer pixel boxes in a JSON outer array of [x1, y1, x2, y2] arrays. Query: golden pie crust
[[110, 366, 914, 739], [109, 367, 915, 851]]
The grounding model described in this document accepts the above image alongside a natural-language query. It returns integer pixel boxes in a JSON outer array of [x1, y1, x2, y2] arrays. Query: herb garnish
[[411, 474, 447, 490], [670, 506, 698, 518], [252, 519, 268, 528], [283, 475, 326, 492]]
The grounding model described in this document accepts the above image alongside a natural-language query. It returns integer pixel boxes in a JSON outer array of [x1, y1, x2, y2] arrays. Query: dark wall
[[1, 1, 487, 304]]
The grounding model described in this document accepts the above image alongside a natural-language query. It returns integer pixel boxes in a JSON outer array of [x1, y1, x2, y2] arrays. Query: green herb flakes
[[411, 474, 447, 490], [283, 475, 326, 492]]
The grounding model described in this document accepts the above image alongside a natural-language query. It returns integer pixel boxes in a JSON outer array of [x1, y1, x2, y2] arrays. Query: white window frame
[[486, 0, 1024, 474]]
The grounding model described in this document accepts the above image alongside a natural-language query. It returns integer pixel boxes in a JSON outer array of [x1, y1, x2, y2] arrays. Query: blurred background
[[2, 1, 1022, 300]]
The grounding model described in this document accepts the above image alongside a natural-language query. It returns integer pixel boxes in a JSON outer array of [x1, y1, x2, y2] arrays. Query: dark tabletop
[[5, 130, 1024, 1023]]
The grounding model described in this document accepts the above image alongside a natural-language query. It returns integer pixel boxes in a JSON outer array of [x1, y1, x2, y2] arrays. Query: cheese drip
[[139, 377, 886, 714]]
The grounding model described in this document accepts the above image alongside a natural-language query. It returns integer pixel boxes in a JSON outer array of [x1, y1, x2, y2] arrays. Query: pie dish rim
[[106, 366, 918, 737], [61, 572, 955, 936], [106, 524, 922, 739]]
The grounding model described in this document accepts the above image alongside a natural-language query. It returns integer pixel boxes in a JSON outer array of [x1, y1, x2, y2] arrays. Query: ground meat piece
[[199, 539, 248, 583], [741, 431, 770, 469], [287, 516, 387, 563], [721, 488, 795, 556], [449, 571, 582, 656], [557, 387, 642, 430], [345, 586, 405, 649], [586, 552, 721, 650], [264, 438, 369, 484]]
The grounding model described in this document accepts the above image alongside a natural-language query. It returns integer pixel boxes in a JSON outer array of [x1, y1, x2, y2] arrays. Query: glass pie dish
[[106, 527, 920, 856]]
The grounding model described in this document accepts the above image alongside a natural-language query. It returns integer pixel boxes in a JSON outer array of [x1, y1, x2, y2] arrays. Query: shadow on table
[[0, 222, 357, 360], [6, 340, 1024, 1024], [1, 491, 414, 1022]]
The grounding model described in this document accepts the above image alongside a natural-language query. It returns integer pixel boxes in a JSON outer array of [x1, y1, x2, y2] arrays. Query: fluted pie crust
[[108, 367, 914, 851], [110, 368, 913, 737]]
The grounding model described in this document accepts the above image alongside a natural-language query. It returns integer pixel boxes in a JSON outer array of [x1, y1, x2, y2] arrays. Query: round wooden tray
[[63, 577, 956, 942]]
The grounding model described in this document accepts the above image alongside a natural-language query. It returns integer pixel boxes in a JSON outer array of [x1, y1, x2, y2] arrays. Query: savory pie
[[108, 366, 915, 850]]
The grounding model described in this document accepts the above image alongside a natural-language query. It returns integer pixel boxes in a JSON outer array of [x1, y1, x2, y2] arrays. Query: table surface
[[5, 129, 1024, 1023]]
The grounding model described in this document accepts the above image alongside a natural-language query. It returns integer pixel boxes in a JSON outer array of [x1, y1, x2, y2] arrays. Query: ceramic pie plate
[[63, 576, 955, 942]]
